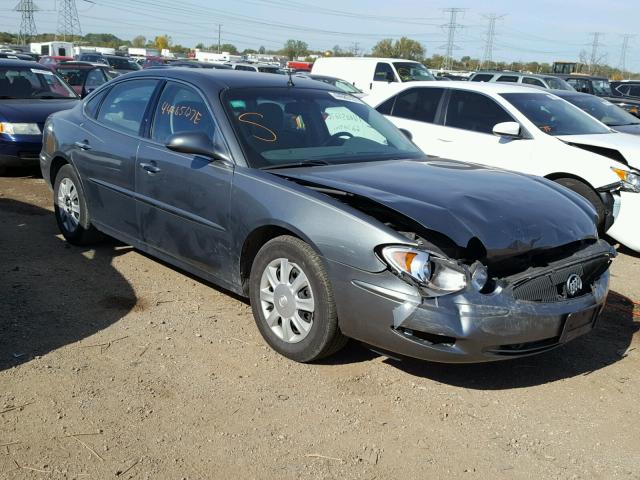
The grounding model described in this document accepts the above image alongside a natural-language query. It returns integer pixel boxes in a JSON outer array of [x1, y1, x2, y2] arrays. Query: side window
[[445, 90, 513, 134], [392, 88, 444, 123], [629, 86, 640, 97], [85, 69, 107, 89], [96, 80, 158, 135], [497, 75, 519, 83], [376, 96, 396, 115], [522, 77, 545, 87], [85, 88, 109, 118], [373, 63, 396, 82], [151, 82, 215, 145], [617, 85, 629, 95], [471, 74, 494, 82]]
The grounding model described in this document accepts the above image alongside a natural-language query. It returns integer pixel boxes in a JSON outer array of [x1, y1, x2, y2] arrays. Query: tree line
[[1, 31, 636, 78]]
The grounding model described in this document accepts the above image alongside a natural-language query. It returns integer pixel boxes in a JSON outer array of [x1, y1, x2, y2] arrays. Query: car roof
[[57, 61, 108, 68], [384, 80, 544, 94], [0, 58, 49, 69], [473, 71, 557, 79], [564, 75, 608, 80], [110, 68, 337, 92]]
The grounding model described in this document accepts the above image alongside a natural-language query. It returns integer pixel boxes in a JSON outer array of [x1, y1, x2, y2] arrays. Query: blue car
[[0, 59, 79, 174]]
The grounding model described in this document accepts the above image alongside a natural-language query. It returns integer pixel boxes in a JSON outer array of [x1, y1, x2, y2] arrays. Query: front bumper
[[0, 135, 42, 168], [607, 191, 640, 252], [329, 241, 613, 363]]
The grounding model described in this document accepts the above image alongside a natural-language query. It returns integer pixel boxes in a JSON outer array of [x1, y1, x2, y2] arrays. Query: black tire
[[554, 177, 606, 233], [53, 164, 102, 245], [249, 235, 348, 362]]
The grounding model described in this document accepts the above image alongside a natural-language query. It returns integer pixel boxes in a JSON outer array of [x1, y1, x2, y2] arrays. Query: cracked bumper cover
[[328, 241, 613, 363]]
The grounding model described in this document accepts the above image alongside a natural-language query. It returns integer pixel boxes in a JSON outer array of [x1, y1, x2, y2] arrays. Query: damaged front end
[[339, 239, 615, 363]]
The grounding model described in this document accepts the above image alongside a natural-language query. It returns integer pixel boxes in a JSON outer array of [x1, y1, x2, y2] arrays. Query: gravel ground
[[1, 171, 639, 480]]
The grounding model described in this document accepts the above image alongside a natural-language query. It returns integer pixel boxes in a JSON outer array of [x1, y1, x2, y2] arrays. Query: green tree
[[195, 43, 205, 50], [220, 43, 238, 54], [132, 35, 146, 48], [283, 39, 308, 60], [259, 45, 266, 54], [372, 37, 424, 61]]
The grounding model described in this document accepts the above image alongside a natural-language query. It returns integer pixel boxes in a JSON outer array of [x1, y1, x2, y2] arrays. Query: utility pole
[[440, 8, 465, 71], [14, 0, 38, 45], [619, 34, 635, 78], [588, 32, 604, 74], [217, 24, 222, 53], [352, 41, 360, 56], [480, 14, 505, 70], [56, 0, 82, 41]]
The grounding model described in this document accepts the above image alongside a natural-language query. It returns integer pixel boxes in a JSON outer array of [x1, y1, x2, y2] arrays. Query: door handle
[[140, 162, 161, 174], [437, 138, 453, 143], [74, 141, 92, 150]]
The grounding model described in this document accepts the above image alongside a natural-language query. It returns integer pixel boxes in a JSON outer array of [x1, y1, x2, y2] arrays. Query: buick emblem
[[566, 274, 583, 298]]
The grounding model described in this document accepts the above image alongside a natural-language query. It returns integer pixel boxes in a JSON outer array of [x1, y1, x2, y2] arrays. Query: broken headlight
[[612, 167, 640, 193], [381, 246, 468, 296]]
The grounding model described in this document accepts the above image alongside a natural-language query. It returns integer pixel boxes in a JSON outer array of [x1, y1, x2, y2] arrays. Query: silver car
[[40, 69, 614, 363]]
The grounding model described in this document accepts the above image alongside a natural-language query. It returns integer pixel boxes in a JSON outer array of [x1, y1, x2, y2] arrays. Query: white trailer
[[195, 50, 241, 63], [30, 41, 74, 57]]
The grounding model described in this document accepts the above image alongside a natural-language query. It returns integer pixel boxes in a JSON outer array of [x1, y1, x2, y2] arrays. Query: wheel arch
[[239, 222, 322, 296]]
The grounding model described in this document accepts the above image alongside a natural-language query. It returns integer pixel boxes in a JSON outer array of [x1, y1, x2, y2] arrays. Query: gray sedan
[[40, 69, 614, 363]]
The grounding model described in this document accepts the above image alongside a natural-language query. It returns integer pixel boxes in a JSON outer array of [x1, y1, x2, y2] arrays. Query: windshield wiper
[[261, 160, 330, 170]]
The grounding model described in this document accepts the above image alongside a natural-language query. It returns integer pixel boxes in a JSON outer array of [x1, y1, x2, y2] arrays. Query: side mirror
[[399, 128, 413, 141], [166, 132, 231, 163], [492, 121, 521, 139]]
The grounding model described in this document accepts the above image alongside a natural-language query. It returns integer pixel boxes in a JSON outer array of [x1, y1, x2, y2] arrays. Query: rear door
[[135, 80, 233, 275], [437, 89, 533, 169], [377, 87, 448, 157], [73, 79, 160, 241]]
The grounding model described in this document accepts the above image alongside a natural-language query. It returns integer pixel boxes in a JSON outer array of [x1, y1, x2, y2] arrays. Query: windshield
[[544, 77, 574, 91], [394, 62, 435, 82], [592, 79, 612, 96], [333, 79, 362, 94], [502, 92, 611, 136], [223, 87, 423, 169], [107, 57, 141, 70], [562, 94, 640, 127], [0, 67, 77, 99]]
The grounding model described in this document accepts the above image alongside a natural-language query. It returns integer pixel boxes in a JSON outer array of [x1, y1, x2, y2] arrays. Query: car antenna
[[287, 69, 295, 87]]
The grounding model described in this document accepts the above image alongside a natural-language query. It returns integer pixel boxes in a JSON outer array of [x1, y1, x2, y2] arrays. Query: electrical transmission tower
[[588, 32, 604, 74], [57, 0, 82, 41], [14, 0, 38, 45], [440, 8, 465, 70], [619, 34, 635, 78], [480, 14, 505, 70]]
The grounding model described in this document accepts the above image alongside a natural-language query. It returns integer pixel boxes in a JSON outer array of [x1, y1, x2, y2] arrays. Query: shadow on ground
[[0, 198, 136, 371], [325, 291, 638, 390]]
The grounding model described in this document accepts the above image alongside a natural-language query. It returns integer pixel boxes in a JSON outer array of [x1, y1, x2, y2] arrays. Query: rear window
[[471, 74, 494, 82], [497, 75, 519, 83], [0, 67, 77, 99]]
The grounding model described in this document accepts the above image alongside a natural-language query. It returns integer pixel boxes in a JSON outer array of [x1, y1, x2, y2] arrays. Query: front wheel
[[53, 164, 102, 245], [249, 235, 347, 362], [554, 177, 607, 233]]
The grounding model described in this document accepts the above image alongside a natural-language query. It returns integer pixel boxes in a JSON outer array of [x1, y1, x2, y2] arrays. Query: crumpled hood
[[556, 132, 640, 169], [0, 99, 79, 126], [277, 159, 598, 261]]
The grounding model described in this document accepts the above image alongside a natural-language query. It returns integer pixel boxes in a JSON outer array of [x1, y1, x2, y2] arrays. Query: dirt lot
[[1, 171, 639, 480]]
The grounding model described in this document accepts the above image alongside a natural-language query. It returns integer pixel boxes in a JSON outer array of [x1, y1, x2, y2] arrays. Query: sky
[[2, 0, 639, 71]]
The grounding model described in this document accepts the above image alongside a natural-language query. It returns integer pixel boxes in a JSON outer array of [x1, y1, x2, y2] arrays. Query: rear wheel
[[249, 235, 347, 362], [554, 178, 606, 233], [53, 164, 102, 245]]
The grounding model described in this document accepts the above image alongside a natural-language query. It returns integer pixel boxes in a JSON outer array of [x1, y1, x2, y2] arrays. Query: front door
[[435, 89, 533, 170], [135, 81, 233, 275]]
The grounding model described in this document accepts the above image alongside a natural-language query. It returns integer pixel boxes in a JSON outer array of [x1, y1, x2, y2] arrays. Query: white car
[[365, 81, 640, 252]]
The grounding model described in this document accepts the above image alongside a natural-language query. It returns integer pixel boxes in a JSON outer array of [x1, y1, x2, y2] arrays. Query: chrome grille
[[512, 255, 610, 303]]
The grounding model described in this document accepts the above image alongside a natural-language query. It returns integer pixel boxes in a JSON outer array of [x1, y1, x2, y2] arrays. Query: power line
[[440, 8, 465, 70], [56, 0, 82, 41], [14, 0, 38, 45], [619, 34, 635, 77], [480, 13, 505, 69]]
